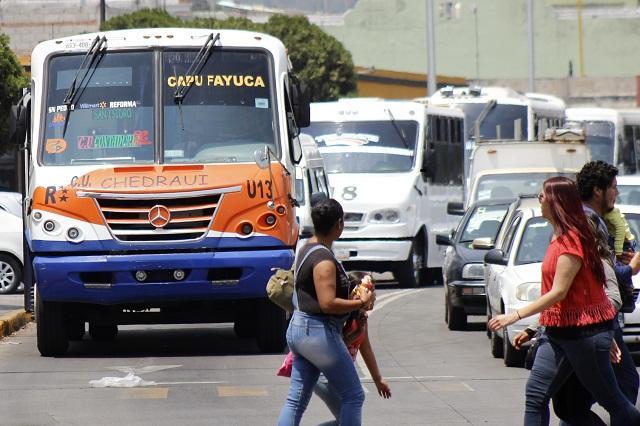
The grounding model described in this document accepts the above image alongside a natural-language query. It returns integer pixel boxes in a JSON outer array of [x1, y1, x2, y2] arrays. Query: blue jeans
[[277, 310, 364, 426], [314, 375, 341, 424], [554, 323, 639, 426], [525, 329, 640, 426]]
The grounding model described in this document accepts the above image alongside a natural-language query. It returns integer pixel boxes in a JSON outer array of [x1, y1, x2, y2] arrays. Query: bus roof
[[310, 99, 464, 122], [565, 107, 621, 122], [429, 86, 528, 106], [31, 28, 285, 57]]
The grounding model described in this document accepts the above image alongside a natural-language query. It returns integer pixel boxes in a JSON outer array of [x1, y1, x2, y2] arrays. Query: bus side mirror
[[9, 92, 31, 148], [290, 75, 310, 129]]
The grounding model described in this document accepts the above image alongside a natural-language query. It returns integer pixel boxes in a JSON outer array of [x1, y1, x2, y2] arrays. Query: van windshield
[[566, 120, 614, 164], [306, 120, 418, 173], [457, 103, 527, 140]]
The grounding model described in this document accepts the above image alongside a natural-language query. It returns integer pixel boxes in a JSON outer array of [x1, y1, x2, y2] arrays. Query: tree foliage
[[0, 33, 28, 146], [101, 9, 356, 101]]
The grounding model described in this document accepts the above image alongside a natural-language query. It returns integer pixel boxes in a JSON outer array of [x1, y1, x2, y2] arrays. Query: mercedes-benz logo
[[148, 205, 171, 228]]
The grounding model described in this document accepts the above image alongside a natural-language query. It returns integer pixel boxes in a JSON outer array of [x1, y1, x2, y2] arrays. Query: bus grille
[[95, 194, 221, 242]]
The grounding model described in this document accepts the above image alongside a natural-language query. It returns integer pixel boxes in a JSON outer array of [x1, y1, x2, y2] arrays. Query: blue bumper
[[34, 249, 293, 304]]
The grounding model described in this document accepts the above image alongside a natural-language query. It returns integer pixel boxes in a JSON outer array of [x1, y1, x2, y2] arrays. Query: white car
[[616, 204, 640, 347], [0, 208, 23, 294], [484, 196, 552, 367]]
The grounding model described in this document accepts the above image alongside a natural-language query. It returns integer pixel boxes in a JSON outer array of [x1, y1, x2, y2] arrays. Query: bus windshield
[[306, 120, 418, 173], [42, 52, 155, 165], [578, 120, 614, 164], [456, 103, 527, 140], [163, 49, 276, 164], [41, 49, 277, 166]]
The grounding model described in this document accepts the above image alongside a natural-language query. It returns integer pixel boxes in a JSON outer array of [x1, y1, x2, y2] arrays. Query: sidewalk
[[0, 294, 31, 339]]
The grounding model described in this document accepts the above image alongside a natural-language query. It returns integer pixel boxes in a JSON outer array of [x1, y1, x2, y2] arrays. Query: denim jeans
[[314, 374, 341, 424], [525, 329, 640, 426], [554, 323, 639, 426], [277, 310, 364, 426]]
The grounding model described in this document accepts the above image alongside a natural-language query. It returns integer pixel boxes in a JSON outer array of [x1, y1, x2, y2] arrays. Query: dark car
[[436, 199, 511, 330]]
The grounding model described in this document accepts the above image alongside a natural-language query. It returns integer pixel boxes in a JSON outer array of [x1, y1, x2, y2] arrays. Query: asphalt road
[[0, 285, 629, 425]]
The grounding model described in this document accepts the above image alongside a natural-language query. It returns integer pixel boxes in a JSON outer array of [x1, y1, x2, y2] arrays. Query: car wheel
[[0, 254, 21, 295], [444, 291, 449, 324], [396, 238, 426, 288], [503, 328, 525, 367], [89, 323, 118, 341], [447, 303, 467, 331], [36, 287, 69, 357], [490, 329, 504, 358]]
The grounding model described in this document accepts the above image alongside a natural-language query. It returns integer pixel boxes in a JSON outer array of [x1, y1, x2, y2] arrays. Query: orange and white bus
[[10, 28, 309, 356]]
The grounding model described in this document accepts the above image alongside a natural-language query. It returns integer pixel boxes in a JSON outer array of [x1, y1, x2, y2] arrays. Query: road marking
[[356, 289, 422, 380], [117, 387, 169, 399], [423, 381, 475, 392], [154, 381, 227, 385], [217, 386, 268, 397]]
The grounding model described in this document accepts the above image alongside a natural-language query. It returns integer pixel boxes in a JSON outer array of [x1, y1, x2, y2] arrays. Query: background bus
[[565, 107, 623, 170], [306, 99, 464, 286]]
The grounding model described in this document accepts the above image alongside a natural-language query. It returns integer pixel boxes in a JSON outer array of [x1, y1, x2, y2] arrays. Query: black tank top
[[295, 242, 351, 316]]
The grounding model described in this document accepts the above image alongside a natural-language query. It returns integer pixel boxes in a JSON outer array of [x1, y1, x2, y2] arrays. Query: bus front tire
[[256, 299, 287, 353], [36, 290, 69, 357], [396, 239, 426, 288]]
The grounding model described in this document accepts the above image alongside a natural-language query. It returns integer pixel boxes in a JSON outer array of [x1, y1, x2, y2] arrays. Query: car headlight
[[516, 282, 541, 301], [461, 263, 484, 280], [369, 209, 401, 224]]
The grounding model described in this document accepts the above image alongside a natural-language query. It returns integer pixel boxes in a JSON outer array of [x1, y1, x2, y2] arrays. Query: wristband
[[516, 310, 522, 320]]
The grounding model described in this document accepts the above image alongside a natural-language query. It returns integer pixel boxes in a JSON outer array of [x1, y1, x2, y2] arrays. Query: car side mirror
[[436, 233, 452, 246], [471, 237, 493, 250], [447, 202, 465, 216], [484, 248, 507, 265]]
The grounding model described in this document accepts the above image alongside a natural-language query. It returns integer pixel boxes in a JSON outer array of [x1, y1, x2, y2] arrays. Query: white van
[[467, 132, 590, 207], [307, 99, 465, 287], [294, 134, 330, 252]]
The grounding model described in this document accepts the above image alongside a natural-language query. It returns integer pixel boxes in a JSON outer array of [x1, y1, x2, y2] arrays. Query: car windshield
[[163, 49, 277, 164], [474, 172, 575, 202], [515, 217, 552, 265], [306, 120, 418, 173], [617, 185, 640, 205], [42, 52, 155, 165], [458, 204, 510, 244], [457, 103, 528, 140]]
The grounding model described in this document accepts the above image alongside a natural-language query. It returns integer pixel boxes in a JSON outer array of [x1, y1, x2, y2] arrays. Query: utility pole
[[527, 0, 535, 92], [99, 0, 106, 27], [426, 0, 437, 96], [577, 0, 585, 77]]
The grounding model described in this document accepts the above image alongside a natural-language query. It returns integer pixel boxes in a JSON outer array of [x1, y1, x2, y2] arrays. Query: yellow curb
[[0, 309, 33, 339]]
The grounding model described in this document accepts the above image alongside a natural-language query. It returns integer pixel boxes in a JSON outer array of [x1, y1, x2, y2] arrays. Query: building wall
[[321, 0, 640, 80]]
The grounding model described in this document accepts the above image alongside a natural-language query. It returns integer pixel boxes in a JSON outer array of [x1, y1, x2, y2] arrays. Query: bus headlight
[[461, 263, 484, 280], [516, 282, 541, 301], [369, 209, 401, 224]]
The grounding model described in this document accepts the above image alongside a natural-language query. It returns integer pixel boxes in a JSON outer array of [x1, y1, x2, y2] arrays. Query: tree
[[100, 8, 182, 31], [0, 33, 28, 147], [102, 9, 356, 101]]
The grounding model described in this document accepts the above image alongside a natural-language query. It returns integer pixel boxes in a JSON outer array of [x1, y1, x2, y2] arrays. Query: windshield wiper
[[174, 33, 220, 129], [468, 99, 497, 138], [62, 35, 107, 136], [385, 108, 409, 149]]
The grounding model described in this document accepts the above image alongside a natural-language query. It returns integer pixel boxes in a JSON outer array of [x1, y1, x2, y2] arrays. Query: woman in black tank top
[[278, 199, 374, 426]]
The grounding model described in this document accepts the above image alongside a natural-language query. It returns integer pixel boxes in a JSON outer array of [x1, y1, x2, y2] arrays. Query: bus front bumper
[[33, 249, 293, 304]]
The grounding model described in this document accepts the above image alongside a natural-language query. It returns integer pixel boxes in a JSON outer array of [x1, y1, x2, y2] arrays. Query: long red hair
[[543, 177, 605, 284]]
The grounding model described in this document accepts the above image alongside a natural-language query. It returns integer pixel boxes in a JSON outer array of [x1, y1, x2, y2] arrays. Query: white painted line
[[153, 381, 228, 385], [108, 365, 182, 375]]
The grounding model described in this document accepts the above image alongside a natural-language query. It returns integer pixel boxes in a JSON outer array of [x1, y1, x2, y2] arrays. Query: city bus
[[9, 28, 310, 356], [619, 108, 640, 174], [306, 99, 465, 287], [422, 86, 565, 187]]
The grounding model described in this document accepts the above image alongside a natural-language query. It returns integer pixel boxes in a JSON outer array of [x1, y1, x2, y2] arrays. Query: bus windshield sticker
[[48, 113, 66, 128], [255, 98, 269, 108], [92, 108, 133, 120], [77, 132, 152, 150], [45, 139, 68, 154], [167, 74, 266, 88]]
